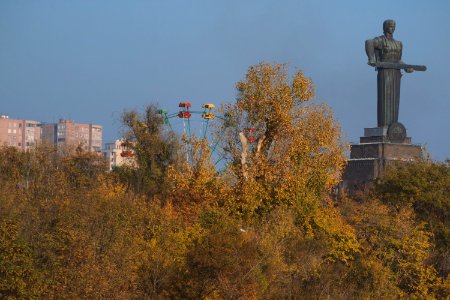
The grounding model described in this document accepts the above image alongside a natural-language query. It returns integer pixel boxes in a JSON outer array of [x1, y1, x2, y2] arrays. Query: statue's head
[[383, 19, 396, 34]]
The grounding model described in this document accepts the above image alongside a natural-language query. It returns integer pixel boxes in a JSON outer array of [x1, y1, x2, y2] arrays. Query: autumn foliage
[[0, 63, 448, 299]]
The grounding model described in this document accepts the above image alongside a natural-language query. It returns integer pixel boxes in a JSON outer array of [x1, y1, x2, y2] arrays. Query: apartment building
[[102, 139, 136, 170], [41, 119, 102, 152], [0, 115, 41, 150]]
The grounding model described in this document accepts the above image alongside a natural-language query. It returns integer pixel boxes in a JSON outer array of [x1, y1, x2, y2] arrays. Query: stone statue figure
[[365, 19, 426, 127]]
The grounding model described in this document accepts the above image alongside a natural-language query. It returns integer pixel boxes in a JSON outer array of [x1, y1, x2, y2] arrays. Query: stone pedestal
[[342, 126, 422, 190]]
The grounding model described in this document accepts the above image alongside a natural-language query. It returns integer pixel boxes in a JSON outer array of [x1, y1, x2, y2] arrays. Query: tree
[[0, 145, 149, 298], [0, 219, 37, 299], [217, 63, 347, 218], [120, 104, 179, 196], [339, 195, 446, 298], [376, 160, 450, 278]]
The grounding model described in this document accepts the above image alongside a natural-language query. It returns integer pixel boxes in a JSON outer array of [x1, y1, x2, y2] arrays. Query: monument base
[[342, 126, 422, 190]]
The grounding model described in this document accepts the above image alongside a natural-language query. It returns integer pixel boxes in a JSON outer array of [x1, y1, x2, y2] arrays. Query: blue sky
[[1, 0, 449, 160]]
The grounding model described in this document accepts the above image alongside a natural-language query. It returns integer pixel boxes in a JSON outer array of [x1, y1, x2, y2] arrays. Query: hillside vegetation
[[1, 63, 449, 299]]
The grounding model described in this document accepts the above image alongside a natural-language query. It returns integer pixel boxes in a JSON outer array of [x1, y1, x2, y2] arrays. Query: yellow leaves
[[143, 220, 203, 271], [313, 206, 360, 264], [236, 63, 296, 130], [338, 196, 446, 298], [166, 137, 231, 218], [224, 102, 346, 217], [292, 69, 315, 102], [0, 219, 36, 298], [218, 63, 347, 218], [95, 178, 127, 200]]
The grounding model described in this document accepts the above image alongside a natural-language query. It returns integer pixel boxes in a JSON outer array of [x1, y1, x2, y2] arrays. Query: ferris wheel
[[157, 102, 223, 165], [157, 102, 260, 167], [157, 102, 216, 138]]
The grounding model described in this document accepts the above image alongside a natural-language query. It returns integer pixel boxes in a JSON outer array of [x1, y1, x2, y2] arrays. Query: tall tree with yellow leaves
[[217, 62, 347, 218]]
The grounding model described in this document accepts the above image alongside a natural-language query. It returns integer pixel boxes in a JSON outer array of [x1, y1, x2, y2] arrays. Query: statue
[[365, 19, 426, 128]]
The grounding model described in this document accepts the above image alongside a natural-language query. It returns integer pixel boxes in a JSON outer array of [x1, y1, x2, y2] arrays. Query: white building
[[102, 139, 136, 170]]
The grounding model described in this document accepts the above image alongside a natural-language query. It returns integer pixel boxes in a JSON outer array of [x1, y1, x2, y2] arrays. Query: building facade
[[0, 115, 41, 150], [0, 116, 103, 153], [102, 139, 135, 170], [41, 119, 102, 152]]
